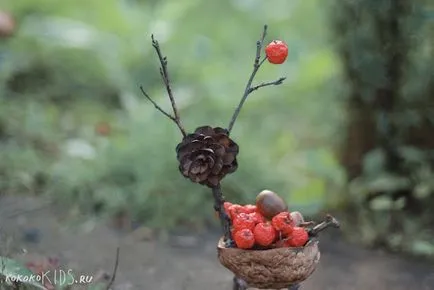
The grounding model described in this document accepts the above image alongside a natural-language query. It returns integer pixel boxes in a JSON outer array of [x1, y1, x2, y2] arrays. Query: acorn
[[255, 190, 288, 220], [290, 211, 305, 226]]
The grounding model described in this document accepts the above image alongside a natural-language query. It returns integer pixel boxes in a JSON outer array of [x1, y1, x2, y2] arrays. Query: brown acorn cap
[[217, 237, 320, 289]]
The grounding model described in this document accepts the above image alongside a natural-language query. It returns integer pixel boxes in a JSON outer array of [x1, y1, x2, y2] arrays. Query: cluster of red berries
[[224, 202, 309, 250]]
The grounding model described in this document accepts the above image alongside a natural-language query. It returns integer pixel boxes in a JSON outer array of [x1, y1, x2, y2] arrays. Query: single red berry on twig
[[234, 229, 255, 249], [253, 222, 277, 247], [233, 212, 256, 232], [287, 226, 309, 247], [265, 40, 288, 64]]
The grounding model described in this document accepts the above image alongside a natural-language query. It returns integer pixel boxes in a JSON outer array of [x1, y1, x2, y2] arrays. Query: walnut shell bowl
[[217, 237, 320, 289]]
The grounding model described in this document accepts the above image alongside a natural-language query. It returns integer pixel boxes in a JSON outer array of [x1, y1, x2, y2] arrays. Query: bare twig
[[212, 184, 233, 247], [106, 247, 120, 290], [227, 25, 286, 134], [151, 35, 184, 132], [308, 214, 340, 237], [140, 35, 187, 137], [139, 86, 177, 121], [299, 221, 315, 228], [248, 77, 286, 94]]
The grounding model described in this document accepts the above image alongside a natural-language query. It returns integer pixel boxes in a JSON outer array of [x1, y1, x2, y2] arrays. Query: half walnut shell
[[217, 237, 320, 289]]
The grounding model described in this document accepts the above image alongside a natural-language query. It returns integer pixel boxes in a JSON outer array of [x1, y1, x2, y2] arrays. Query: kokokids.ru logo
[[4, 269, 93, 287]]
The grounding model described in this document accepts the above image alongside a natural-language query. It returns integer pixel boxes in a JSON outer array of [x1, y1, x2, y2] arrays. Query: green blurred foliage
[[327, 0, 434, 258], [0, 0, 346, 229]]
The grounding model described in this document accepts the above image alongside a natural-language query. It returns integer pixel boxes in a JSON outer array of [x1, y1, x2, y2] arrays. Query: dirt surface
[[0, 195, 433, 290]]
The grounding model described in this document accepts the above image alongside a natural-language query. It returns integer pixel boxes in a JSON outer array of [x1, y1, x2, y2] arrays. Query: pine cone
[[176, 126, 239, 187]]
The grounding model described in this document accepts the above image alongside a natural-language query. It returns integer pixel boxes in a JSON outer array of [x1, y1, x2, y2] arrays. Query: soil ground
[[0, 195, 433, 290]]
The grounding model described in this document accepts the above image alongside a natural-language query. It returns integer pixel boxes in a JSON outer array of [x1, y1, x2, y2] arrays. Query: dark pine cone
[[176, 126, 239, 187]]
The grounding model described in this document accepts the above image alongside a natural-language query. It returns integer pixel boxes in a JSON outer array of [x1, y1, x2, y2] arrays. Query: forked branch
[[227, 25, 286, 134], [140, 35, 187, 137], [308, 214, 340, 237]]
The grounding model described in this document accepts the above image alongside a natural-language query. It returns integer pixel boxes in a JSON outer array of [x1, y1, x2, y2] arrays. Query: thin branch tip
[[326, 214, 340, 228], [261, 25, 268, 38], [105, 247, 120, 290], [141, 33, 187, 137], [276, 77, 286, 84], [248, 77, 286, 93], [227, 25, 285, 133], [309, 214, 341, 237]]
